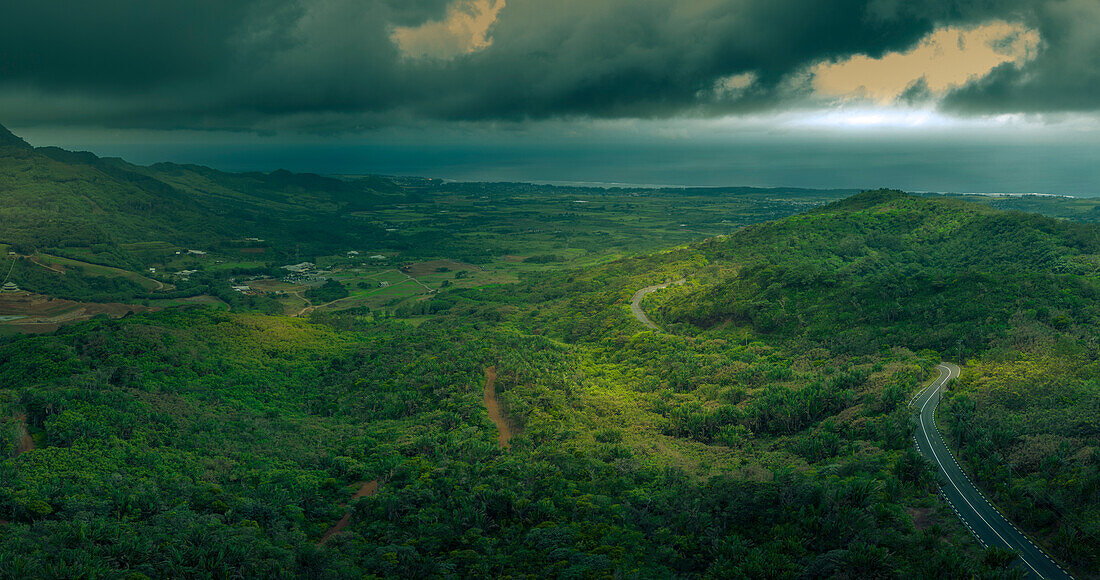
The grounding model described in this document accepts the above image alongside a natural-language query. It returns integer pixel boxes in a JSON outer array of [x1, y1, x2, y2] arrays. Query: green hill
[[624, 191, 1100, 573], [0, 302, 991, 578], [501, 191, 1100, 575], [654, 189, 1100, 354], [0, 125, 31, 151], [0, 123, 392, 268]]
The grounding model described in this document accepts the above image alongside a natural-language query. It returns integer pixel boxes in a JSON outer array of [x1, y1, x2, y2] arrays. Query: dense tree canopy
[[3, 178, 1099, 577]]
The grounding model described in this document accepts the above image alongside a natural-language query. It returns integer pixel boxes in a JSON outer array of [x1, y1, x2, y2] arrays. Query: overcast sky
[[4, 0, 1099, 193]]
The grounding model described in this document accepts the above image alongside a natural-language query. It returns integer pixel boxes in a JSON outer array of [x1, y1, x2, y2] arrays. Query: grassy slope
[[0, 142, 215, 267], [30, 253, 162, 291], [443, 189, 1100, 575]]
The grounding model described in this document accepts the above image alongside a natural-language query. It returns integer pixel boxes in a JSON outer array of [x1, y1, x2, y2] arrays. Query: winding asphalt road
[[627, 284, 1075, 578], [629, 279, 684, 330], [913, 363, 1074, 579]]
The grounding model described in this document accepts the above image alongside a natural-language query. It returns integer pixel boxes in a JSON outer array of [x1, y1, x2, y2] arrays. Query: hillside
[[623, 190, 1100, 574], [488, 190, 1100, 575], [0, 125, 31, 150], [1, 297, 1002, 578], [0, 126, 396, 269], [654, 189, 1100, 354]]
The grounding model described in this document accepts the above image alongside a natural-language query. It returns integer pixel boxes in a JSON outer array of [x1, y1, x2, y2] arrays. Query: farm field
[[0, 291, 155, 333]]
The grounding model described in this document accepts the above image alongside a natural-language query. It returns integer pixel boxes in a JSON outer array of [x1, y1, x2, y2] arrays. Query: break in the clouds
[[943, 0, 1100, 113], [0, 0, 1099, 131], [812, 21, 1040, 105], [391, 0, 506, 60]]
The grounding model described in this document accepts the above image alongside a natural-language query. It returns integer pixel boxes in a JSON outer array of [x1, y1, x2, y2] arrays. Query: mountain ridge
[[0, 123, 393, 266], [0, 123, 32, 151]]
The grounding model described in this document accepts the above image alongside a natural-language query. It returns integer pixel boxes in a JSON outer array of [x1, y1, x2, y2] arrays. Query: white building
[[281, 262, 315, 273]]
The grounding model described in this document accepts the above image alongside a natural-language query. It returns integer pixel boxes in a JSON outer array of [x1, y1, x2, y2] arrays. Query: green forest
[[1, 126, 1098, 578], [0, 306, 992, 578]]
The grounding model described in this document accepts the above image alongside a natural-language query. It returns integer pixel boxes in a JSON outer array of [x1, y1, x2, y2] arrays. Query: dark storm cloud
[[415, 0, 940, 119], [0, 0, 1095, 131], [0, 1, 255, 89], [411, 0, 1043, 120]]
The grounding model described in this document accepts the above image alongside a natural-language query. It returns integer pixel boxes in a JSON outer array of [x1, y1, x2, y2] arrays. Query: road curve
[[913, 363, 1074, 580], [630, 279, 684, 330]]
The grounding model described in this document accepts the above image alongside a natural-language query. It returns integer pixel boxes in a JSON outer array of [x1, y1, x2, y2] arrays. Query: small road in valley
[[913, 363, 1073, 580], [630, 279, 684, 330]]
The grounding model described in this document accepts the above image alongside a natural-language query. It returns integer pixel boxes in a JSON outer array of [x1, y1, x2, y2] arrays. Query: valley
[[0, 127, 1097, 578]]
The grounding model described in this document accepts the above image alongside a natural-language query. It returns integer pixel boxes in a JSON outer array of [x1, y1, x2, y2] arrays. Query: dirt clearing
[[483, 366, 517, 448], [13, 414, 34, 456], [318, 480, 380, 545], [0, 292, 157, 334]]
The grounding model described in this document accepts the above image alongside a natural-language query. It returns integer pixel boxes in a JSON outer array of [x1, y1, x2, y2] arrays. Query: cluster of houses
[[282, 262, 315, 273], [281, 262, 330, 284], [228, 273, 276, 295], [173, 269, 199, 280], [277, 251, 392, 285]]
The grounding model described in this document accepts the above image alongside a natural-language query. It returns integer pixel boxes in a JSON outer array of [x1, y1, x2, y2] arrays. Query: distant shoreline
[[332, 174, 1079, 197]]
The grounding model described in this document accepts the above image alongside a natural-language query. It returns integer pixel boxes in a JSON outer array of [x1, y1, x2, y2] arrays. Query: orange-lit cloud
[[812, 21, 1040, 104], [391, 0, 505, 60]]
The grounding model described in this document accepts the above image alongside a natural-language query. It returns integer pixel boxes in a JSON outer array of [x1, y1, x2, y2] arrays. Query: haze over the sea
[[19, 121, 1099, 195]]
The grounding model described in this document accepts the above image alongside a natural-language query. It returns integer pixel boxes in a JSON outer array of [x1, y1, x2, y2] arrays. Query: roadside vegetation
[[943, 352, 1100, 573]]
